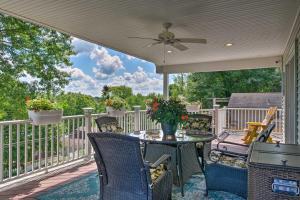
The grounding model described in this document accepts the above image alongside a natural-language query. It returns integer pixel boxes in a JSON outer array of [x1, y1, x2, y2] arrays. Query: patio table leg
[[195, 143, 204, 172], [177, 144, 184, 197]]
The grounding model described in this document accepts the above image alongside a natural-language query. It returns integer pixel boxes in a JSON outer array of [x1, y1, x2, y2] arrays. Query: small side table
[[248, 142, 300, 200]]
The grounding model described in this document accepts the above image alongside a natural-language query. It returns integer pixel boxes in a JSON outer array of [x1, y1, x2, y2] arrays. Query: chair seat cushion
[[210, 151, 247, 168], [100, 122, 123, 133], [196, 142, 203, 149], [150, 164, 166, 181]]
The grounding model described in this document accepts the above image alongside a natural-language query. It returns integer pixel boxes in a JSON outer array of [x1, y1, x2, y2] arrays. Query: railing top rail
[[62, 115, 84, 119], [0, 120, 30, 125], [0, 115, 85, 125], [226, 107, 282, 111]]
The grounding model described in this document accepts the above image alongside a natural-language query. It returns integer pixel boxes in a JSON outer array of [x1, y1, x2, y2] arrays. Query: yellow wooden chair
[[242, 107, 277, 144]]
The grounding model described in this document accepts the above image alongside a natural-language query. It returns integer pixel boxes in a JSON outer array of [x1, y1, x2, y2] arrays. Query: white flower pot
[[28, 110, 63, 125], [186, 104, 200, 113], [106, 107, 126, 117]]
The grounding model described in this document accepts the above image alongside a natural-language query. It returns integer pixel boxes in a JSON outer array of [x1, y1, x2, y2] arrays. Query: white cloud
[[110, 67, 163, 95], [90, 47, 124, 79], [61, 67, 102, 96], [67, 37, 161, 95], [126, 55, 136, 60], [72, 38, 97, 56], [61, 66, 162, 96]]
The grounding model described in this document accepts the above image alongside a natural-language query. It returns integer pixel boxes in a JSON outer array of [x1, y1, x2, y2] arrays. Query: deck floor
[[0, 162, 97, 200]]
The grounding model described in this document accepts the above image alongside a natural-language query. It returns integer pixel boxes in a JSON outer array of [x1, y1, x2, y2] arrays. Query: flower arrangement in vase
[[146, 97, 188, 135]]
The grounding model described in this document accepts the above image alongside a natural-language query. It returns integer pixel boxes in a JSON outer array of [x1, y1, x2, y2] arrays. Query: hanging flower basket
[[105, 97, 127, 117], [28, 110, 63, 125], [106, 106, 126, 117], [26, 98, 63, 125]]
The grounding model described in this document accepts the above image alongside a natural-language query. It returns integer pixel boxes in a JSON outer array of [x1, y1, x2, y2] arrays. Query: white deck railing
[[0, 106, 284, 186]]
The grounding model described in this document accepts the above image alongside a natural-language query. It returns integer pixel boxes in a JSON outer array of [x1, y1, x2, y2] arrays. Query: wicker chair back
[[88, 133, 149, 199]]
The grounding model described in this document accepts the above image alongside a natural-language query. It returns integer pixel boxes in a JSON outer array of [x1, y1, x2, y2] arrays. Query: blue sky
[[63, 38, 167, 97]]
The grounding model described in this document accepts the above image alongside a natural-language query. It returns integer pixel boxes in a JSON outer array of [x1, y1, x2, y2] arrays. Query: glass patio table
[[128, 130, 216, 196]]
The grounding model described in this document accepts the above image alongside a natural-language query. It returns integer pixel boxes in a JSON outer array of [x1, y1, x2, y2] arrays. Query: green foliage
[[183, 68, 281, 108], [108, 86, 133, 99], [169, 73, 187, 97], [26, 98, 59, 111], [0, 13, 74, 120], [56, 92, 99, 115], [147, 97, 188, 125], [105, 96, 127, 110]]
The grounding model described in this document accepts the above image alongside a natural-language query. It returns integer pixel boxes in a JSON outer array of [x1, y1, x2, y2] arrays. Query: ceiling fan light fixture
[[225, 43, 233, 47]]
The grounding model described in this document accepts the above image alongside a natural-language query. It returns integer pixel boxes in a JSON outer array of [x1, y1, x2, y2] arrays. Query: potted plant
[[105, 97, 127, 117], [26, 98, 63, 125], [146, 97, 189, 135]]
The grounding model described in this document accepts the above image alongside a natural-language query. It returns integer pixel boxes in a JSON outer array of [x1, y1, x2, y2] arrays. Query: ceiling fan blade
[[145, 41, 162, 48], [128, 36, 160, 41], [176, 38, 207, 44], [171, 42, 188, 51]]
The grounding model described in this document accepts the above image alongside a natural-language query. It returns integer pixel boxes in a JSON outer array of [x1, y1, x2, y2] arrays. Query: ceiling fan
[[128, 22, 207, 51]]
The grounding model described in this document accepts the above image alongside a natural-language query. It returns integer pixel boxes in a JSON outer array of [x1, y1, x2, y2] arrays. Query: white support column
[[163, 72, 169, 100], [133, 106, 141, 132], [213, 104, 220, 135], [83, 107, 94, 159]]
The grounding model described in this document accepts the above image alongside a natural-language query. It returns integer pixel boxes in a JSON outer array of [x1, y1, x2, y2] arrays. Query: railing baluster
[[44, 125, 48, 169], [57, 124, 60, 165], [0, 125, 3, 182], [16, 124, 20, 176], [81, 117, 84, 157], [31, 125, 35, 172], [72, 119, 75, 160], [8, 124, 12, 178], [76, 118, 79, 158], [68, 119, 70, 161], [38, 125, 41, 169], [62, 121, 65, 162], [24, 123, 28, 174], [51, 124, 54, 166]]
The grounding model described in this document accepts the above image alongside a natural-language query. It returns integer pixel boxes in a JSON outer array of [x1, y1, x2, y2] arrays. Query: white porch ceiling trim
[[156, 56, 282, 74], [0, 0, 298, 67]]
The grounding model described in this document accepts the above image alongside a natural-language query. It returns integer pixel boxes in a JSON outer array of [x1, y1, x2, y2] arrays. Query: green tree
[[56, 92, 99, 115], [108, 86, 133, 99], [0, 14, 74, 120], [169, 73, 187, 97], [186, 68, 281, 107]]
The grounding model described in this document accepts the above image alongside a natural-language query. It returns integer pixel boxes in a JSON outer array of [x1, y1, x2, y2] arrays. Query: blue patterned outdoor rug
[[37, 172, 244, 200]]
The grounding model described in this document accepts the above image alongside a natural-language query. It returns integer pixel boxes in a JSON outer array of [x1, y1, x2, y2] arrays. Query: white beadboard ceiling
[[0, 0, 299, 68]]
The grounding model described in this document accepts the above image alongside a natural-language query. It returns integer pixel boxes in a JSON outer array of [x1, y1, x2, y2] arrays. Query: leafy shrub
[[26, 98, 60, 111]]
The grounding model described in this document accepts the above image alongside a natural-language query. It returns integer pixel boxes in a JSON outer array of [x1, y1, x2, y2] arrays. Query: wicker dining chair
[[88, 133, 173, 200], [183, 114, 213, 167]]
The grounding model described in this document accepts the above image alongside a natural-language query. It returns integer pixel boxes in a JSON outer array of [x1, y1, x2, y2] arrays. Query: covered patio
[[0, 0, 300, 199]]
